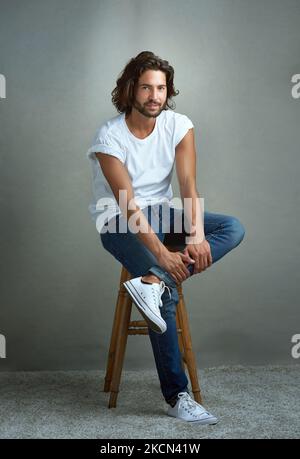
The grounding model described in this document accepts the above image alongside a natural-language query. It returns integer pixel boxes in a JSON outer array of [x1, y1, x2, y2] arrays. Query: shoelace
[[152, 281, 172, 308], [177, 392, 206, 414]]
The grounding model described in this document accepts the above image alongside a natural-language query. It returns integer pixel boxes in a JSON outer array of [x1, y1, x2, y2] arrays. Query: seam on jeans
[[157, 330, 188, 403], [205, 223, 224, 237], [153, 332, 173, 393], [152, 305, 186, 403], [205, 225, 224, 243]]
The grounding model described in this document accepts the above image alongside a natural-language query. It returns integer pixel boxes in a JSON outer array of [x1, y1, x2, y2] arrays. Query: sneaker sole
[[123, 280, 166, 334], [167, 412, 219, 425]]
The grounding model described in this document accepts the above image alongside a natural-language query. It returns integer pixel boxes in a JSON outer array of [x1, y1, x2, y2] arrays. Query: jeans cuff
[[148, 265, 177, 288]]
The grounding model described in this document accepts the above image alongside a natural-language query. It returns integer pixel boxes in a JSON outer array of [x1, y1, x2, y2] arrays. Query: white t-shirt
[[86, 109, 194, 232]]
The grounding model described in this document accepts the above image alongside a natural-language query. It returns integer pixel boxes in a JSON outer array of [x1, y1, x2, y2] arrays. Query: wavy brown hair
[[111, 51, 179, 115]]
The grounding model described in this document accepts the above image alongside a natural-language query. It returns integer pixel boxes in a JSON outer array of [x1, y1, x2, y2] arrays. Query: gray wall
[[0, 0, 299, 371]]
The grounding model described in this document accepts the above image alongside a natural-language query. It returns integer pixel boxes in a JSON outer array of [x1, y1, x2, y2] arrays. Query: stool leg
[[108, 293, 132, 408], [104, 268, 131, 393], [175, 310, 186, 371], [103, 286, 127, 393], [176, 285, 203, 404]]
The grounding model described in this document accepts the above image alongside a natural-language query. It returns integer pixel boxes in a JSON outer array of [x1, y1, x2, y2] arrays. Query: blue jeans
[[100, 203, 245, 405]]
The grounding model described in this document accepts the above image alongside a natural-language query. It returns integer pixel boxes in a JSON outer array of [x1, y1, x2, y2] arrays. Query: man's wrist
[[154, 243, 169, 259], [185, 235, 205, 245]]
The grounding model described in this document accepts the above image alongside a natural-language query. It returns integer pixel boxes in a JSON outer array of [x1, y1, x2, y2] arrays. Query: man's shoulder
[[87, 113, 125, 154], [96, 113, 124, 138], [162, 110, 194, 132], [163, 109, 191, 123]]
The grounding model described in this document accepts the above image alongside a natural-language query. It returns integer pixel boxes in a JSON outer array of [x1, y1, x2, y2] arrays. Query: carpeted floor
[[0, 365, 299, 439]]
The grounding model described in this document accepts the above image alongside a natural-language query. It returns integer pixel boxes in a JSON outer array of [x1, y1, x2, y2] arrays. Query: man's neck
[[125, 109, 156, 137]]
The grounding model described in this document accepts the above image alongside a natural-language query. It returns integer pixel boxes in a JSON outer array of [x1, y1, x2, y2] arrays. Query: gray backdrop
[[0, 0, 299, 371]]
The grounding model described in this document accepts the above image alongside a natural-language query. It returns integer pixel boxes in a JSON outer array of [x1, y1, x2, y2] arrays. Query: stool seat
[[103, 250, 203, 408]]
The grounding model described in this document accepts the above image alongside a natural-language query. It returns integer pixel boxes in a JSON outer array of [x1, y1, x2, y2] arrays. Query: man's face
[[132, 69, 168, 118]]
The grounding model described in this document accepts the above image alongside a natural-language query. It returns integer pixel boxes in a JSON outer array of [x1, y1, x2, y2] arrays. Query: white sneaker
[[123, 276, 171, 334], [167, 392, 218, 425]]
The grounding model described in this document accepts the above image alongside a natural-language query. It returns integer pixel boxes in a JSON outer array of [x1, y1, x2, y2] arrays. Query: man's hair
[[111, 51, 179, 115]]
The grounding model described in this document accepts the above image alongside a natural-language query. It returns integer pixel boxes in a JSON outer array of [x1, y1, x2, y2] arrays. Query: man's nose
[[150, 89, 159, 101]]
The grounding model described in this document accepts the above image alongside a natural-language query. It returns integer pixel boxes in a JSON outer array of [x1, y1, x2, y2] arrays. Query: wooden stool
[[103, 252, 203, 408]]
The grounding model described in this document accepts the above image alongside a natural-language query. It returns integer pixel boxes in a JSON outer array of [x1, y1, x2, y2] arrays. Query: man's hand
[[183, 240, 212, 274], [156, 248, 196, 285]]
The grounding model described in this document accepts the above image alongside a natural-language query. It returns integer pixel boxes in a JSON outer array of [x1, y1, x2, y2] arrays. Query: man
[[86, 51, 245, 424]]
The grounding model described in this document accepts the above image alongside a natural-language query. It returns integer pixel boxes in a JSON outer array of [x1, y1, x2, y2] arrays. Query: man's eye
[[142, 87, 165, 90]]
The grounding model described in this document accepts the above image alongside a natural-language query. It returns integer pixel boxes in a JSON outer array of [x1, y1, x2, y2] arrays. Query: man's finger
[[182, 254, 195, 265], [195, 257, 201, 274], [179, 269, 189, 282], [183, 248, 195, 263], [173, 273, 180, 285], [180, 260, 191, 276]]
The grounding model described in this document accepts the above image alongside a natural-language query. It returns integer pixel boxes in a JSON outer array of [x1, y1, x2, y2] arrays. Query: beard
[[132, 98, 166, 118]]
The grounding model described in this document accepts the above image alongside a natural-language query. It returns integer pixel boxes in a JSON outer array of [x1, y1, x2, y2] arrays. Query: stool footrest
[[130, 320, 147, 328], [128, 329, 149, 335]]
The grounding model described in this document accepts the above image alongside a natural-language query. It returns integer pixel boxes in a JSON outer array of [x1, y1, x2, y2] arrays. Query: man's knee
[[227, 216, 245, 247]]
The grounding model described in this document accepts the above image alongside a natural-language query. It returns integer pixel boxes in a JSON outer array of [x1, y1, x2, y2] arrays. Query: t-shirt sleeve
[[86, 128, 126, 164], [174, 113, 194, 148]]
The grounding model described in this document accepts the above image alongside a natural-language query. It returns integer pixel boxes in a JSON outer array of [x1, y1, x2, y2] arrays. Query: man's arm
[[175, 128, 212, 274], [95, 153, 167, 258], [175, 128, 205, 243]]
